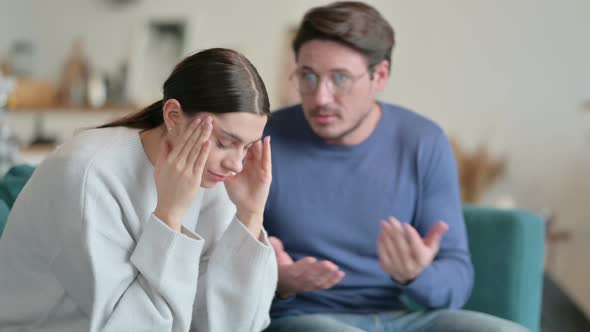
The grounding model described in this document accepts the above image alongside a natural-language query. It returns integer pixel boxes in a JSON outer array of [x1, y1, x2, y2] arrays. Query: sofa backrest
[[0, 164, 35, 238]]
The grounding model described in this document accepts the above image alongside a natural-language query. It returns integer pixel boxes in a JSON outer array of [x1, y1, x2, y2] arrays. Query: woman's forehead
[[210, 112, 267, 143]]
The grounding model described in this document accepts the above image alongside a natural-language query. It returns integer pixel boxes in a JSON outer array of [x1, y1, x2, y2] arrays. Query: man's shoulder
[[265, 104, 305, 135], [381, 103, 442, 133], [381, 102, 443, 136], [269, 104, 303, 121]]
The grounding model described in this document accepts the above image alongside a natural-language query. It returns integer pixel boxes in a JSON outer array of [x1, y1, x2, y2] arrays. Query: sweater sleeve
[[191, 187, 277, 332], [399, 131, 474, 309], [49, 169, 203, 331]]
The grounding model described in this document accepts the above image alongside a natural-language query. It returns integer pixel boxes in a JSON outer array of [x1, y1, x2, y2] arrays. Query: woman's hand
[[224, 136, 272, 238], [154, 117, 212, 231]]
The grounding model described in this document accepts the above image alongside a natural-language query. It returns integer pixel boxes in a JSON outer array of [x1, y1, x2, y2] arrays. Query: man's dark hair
[[293, 1, 395, 73]]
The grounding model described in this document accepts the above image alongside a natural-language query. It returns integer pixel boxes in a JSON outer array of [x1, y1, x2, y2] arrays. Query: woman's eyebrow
[[216, 125, 260, 145]]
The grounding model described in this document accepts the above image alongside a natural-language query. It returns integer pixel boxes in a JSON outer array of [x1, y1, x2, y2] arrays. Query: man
[[263, 2, 527, 331]]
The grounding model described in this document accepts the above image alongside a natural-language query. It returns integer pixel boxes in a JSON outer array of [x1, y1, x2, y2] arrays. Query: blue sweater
[[263, 102, 473, 318]]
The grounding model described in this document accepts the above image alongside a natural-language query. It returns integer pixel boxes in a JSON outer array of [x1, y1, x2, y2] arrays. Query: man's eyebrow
[[300, 65, 352, 75]]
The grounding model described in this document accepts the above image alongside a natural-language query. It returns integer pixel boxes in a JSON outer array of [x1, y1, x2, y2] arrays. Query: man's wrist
[[389, 271, 417, 285], [275, 288, 294, 300], [393, 276, 414, 286]]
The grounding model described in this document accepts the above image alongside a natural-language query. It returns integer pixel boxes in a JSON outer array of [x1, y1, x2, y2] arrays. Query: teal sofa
[[463, 205, 545, 332], [0, 164, 35, 238], [0, 166, 545, 331]]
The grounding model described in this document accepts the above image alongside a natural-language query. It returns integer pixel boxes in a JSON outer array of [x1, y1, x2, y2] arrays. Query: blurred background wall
[[1, 0, 590, 314]]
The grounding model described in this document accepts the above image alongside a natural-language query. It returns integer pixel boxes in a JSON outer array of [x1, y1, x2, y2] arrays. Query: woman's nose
[[222, 152, 244, 174]]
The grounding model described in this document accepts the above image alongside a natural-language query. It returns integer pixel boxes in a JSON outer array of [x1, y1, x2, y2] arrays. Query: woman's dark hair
[[292, 1, 395, 73], [99, 48, 270, 129]]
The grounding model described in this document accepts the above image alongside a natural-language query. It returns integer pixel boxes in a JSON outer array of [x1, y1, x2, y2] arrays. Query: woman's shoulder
[[62, 126, 137, 154], [41, 127, 143, 180]]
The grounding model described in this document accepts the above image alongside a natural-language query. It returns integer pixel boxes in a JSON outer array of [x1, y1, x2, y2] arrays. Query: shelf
[[17, 144, 57, 165], [7, 106, 135, 114], [20, 144, 57, 153]]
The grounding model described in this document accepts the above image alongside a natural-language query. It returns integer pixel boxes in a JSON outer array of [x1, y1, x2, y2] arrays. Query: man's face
[[295, 40, 388, 144]]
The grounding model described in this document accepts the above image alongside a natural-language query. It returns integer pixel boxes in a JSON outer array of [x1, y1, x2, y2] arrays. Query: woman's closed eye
[[216, 138, 232, 149], [217, 138, 253, 152]]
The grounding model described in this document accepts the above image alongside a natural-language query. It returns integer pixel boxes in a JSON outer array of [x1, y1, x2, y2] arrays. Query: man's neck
[[325, 103, 382, 145]]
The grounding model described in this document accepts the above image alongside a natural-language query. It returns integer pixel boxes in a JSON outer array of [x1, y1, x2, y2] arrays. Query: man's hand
[[269, 236, 345, 298], [377, 217, 448, 284]]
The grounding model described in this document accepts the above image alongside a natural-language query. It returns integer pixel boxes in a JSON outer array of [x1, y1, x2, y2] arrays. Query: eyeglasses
[[290, 68, 368, 96]]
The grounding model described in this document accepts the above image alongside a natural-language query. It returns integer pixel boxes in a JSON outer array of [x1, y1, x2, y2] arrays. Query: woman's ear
[[162, 99, 183, 130]]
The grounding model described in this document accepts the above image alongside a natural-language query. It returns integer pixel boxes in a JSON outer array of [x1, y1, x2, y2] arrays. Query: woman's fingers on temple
[[186, 120, 212, 169], [262, 136, 272, 173], [254, 139, 263, 161], [169, 118, 201, 161], [180, 119, 209, 163], [245, 142, 257, 161], [193, 140, 211, 176]]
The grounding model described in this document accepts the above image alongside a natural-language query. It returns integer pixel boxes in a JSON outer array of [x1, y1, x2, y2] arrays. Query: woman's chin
[[200, 178, 217, 189]]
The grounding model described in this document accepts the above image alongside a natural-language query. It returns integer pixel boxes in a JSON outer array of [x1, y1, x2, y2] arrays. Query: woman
[[0, 48, 277, 331]]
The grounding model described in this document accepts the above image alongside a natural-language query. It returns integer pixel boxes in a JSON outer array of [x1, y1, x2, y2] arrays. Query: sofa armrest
[[463, 205, 545, 332]]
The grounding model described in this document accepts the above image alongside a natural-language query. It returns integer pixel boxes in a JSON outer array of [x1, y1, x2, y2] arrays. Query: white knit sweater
[[0, 126, 277, 332]]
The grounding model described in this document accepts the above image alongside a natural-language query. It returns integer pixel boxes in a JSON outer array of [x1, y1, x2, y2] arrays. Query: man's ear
[[162, 99, 183, 130], [372, 60, 390, 91]]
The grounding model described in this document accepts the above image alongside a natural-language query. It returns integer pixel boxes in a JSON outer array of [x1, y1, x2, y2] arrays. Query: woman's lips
[[208, 171, 227, 182]]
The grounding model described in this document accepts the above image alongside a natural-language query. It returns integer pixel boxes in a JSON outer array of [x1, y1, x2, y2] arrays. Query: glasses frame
[[290, 68, 371, 96]]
